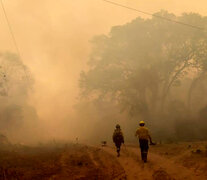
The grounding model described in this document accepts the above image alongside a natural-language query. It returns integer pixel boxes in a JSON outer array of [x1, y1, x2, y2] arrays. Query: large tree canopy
[[79, 11, 207, 139]]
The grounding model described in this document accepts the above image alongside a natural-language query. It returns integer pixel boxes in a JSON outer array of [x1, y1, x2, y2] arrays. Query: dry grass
[[0, 143, 122, 180]]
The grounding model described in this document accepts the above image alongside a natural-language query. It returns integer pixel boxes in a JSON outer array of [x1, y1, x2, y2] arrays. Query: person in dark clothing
[[113, 124, 124, 157]]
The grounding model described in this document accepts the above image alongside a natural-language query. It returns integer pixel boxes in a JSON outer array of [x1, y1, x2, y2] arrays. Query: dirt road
[[101, 145, 207, 180]]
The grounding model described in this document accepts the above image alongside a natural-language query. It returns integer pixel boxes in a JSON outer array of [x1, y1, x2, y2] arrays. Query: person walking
[[135, 121, 154, 162], [113, 124, 124, 157]]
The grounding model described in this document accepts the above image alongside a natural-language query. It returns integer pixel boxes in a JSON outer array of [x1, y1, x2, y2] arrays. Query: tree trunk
[[187, 72, 206, 111], [161, 61, 188, 110]]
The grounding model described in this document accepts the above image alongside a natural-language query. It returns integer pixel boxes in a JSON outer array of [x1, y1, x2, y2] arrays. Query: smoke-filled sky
[[0, 0, 206, 136]]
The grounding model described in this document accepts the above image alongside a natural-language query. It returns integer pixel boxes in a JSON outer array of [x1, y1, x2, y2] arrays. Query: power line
[[0, 0, 22, 57], [102, 0, 205, 31], [0, 0, 30, 83]]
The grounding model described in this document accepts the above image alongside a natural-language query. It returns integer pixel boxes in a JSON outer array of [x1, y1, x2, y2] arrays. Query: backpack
[[113, 130, 123, 143]]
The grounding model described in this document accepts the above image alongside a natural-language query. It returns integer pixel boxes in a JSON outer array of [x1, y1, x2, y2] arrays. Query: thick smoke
[[0, 1, 206, 144]]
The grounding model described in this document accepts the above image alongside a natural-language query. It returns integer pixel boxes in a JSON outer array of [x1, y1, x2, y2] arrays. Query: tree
[[187, 37, 207, 110], [0, 52, 36, 142], [80, 11, 207, 121], [0, 52, 33, 97]]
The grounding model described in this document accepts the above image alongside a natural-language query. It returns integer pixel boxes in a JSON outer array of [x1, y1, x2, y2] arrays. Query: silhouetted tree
[[80, 11, 207, 122]]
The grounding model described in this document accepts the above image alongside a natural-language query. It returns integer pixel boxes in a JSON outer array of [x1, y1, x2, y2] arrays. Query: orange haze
[[0, 0, 206, 141]]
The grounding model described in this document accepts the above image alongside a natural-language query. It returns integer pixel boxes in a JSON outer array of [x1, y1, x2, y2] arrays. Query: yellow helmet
[[139, 121, 145, 125]]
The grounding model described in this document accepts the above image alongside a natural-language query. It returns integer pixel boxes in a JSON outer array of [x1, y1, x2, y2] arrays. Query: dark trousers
[[115, 142, 121, 153], [139, 139, 149, 162]]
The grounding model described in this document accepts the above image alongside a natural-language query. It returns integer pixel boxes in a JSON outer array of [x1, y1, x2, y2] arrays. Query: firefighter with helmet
[[135, 121, 154, 162]]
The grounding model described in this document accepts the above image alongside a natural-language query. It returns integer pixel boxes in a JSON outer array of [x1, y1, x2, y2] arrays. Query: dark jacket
[[113, 129, 124, 144]]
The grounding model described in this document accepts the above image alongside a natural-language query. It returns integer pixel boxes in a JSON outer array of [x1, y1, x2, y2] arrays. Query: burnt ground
[[0, 143, 123, 180], [0, 142, 207, 179]]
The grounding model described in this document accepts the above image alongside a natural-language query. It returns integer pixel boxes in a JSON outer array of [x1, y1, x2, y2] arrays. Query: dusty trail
[[102, 145, 206, 180], [102, 146, 149, 180]]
